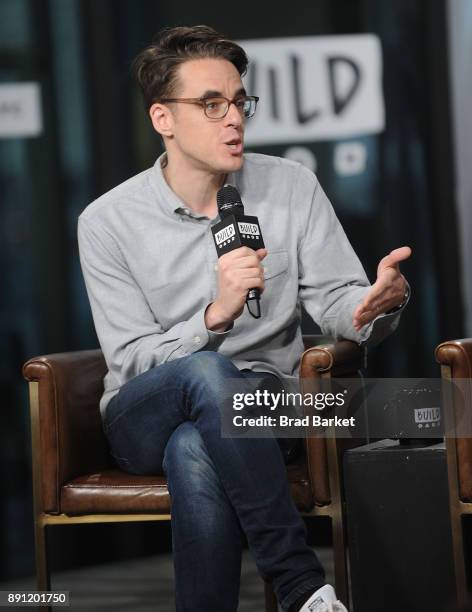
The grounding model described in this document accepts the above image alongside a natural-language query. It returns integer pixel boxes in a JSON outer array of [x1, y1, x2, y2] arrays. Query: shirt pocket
[[263, 250, 289, 280]]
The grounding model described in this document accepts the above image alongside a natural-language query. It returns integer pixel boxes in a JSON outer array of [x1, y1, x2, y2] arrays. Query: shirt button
[[193, 336, 201, 344]]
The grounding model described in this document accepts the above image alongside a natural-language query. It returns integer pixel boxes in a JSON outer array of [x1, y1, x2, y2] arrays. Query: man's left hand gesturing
[[352, 246, 412, 332]]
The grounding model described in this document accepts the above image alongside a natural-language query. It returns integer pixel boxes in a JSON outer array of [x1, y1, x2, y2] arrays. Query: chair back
[[23, 350, 110, 513]]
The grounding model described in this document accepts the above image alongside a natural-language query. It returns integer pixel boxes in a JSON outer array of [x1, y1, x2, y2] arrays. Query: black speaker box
[[344, 439, 455, 612]]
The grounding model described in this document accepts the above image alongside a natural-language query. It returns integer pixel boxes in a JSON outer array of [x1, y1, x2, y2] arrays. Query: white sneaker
[[298, 584, 348, 612]]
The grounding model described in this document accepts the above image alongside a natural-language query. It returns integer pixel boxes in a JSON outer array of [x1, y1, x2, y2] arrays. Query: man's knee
[[185, 351, 237, 375], [183, 352, 243, 400], [163, 421, 212, 479]]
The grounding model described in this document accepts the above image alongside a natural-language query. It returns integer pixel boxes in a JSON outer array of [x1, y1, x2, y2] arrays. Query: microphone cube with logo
[[211, 215, 265, 257]]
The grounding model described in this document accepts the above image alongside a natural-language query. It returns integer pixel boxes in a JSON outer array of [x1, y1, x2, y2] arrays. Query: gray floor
[[0, 548, 333, 611]]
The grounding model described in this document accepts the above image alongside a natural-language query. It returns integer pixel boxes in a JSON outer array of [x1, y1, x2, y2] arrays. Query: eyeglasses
[[159, 95, 259, 119]]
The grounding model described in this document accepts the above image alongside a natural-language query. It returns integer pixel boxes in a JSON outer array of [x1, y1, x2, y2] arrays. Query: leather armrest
[[300, 339, 365, 378], [23, 350, 110, 513], [435, 338, 472, 378], [299, 340, 365, 506], [436, 339, 472, 502]]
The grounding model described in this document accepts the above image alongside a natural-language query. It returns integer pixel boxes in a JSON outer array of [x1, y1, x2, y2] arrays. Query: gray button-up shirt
[[78, 153, 403, 416]]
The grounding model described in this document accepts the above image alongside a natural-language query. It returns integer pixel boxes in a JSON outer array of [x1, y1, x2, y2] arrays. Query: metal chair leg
[[264, 580, 278, 612], [34, 521, 51, 612], [323, 432, 349, 606], [450, 511, 469, 605], [331, 512, 349, 606]]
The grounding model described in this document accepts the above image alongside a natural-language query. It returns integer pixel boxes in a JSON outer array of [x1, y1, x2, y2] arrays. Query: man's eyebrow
[[200, 87, 247, 98]]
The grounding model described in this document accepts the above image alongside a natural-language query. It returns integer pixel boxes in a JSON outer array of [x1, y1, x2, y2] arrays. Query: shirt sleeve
[[78, 215, 230, 388], [295, 164, 404, 346]]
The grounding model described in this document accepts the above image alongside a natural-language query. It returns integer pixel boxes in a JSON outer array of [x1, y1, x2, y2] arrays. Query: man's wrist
[[386, 284, 410, 315], [204, 302, 233, 333]]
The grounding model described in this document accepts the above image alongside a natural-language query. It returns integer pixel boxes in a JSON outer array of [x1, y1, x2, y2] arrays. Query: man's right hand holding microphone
[[205, 247, 267, 332]]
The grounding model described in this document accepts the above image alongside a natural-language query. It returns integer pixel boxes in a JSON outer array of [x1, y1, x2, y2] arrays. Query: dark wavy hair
[[132, 25, 248, 111]]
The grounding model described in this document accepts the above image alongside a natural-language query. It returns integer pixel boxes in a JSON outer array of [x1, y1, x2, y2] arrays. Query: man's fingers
[[353, 307, 383, 331], [353, 305, 379, 329], [221, 253, 264, 271], [237, 267, 265, 280], [353, 286, 407, 330], [378, 246, 412, 272], [352, 282, 394, 329], [356, 281, 385, 313], [220, 247, 267, 266], [232, 257, 265, 272], [221, 246, 262, 260], [353, 246, 411, 332], [256, 248, 268, 260], [354, 304, 380, 322]]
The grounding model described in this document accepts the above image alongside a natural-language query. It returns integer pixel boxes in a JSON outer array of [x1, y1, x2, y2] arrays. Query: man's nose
[[224, 101, 243, 127]]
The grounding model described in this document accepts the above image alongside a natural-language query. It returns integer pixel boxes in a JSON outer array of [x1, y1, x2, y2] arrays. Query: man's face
[[160, 58, 247, 175]]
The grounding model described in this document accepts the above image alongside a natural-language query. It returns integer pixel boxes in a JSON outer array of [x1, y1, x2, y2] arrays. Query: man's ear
[[149, 103, 174, 138]]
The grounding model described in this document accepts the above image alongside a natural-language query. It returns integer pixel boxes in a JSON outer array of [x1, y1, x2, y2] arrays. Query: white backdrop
[[448, 0, 472, 335], [240, 34, 385, 145]]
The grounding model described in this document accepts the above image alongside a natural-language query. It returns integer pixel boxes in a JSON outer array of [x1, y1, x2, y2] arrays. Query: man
[[78, 25, 410, 612]]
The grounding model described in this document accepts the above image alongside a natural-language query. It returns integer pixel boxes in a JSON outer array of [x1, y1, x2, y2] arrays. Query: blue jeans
[[103, 352, 325, 611]]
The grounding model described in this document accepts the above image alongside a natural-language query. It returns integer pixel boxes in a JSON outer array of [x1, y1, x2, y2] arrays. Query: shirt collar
[[151, 153, 194, 216], [150, 152, 240, 221]]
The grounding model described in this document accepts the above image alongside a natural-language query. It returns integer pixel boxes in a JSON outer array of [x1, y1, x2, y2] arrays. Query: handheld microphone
[[212, 185, 265, 318]]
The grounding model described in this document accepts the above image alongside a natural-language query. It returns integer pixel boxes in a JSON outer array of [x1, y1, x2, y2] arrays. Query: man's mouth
[[225, 139, 243, 154]]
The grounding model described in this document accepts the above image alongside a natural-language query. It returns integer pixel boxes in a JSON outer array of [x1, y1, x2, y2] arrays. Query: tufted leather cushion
[[58, 462, 314, 516], [61, 470, 171, 515], [436, 338, 472, 502]]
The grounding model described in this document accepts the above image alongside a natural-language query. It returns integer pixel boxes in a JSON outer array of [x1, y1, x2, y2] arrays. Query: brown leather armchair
[[23, 337, 365, 611], [435, 338, 472, 605]]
